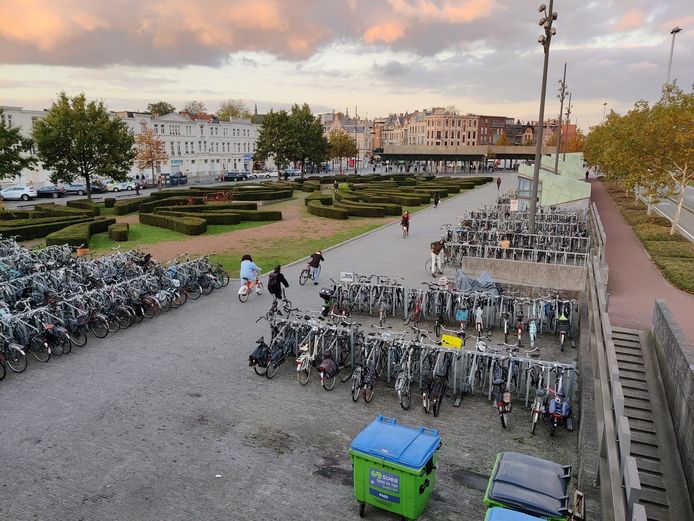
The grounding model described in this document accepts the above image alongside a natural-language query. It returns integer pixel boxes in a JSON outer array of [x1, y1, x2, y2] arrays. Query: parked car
[[60, 183, 106, 195], [0, 185, 37, 201], [222, 171, 249, 182], [248, 171, 276, 179], [285, 167, 302, 177], [36, 184, 66, 199], [168, 173, 188, 186], [106, 181, 136, 192]]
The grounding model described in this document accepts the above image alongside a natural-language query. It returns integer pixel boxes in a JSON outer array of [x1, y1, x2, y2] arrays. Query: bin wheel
[[359, 502, 365, 517]]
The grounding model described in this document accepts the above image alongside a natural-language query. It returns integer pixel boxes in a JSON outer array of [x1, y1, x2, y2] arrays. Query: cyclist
[[240, 254, 261, 291], [308, 250, 324, 286], [401, 210, 410, 238], [268, 265, 289, 301], [430, 239, 445, 277]]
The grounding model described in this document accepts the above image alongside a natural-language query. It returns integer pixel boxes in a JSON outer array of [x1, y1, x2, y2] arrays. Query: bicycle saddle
[[255, 337, 264, 344], [42, 322, 55, 330], [493, 378, 506, 386], [535, 388, 546, 397]]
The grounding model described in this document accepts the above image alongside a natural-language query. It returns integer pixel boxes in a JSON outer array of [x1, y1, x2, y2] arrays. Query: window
[[154, 124, 158, 134]]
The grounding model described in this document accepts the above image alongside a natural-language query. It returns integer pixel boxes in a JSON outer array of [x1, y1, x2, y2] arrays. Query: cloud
[[615, 9, 646, 31], [364, 22, 407, 44]]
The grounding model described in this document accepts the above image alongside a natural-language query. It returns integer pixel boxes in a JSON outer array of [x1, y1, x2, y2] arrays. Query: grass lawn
[[210, 222, 382, 277]]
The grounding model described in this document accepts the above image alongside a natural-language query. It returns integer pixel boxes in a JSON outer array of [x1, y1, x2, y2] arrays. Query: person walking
[[433, 192, 440, 208], [308, 250, 324, 285], [333, 180, 339, 192], [496, 176, 501, 191], [430, 239, 445, 277], [158, 175, 164, 191], [401, 210, 410, 238], [267, 265, 289, 302], [585, 170, 589, 182]]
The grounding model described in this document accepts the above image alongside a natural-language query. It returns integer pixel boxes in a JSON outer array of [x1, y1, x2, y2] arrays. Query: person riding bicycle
[[557, 313, 570, 335], [430, 239, 445, 277], [268, 265, 289, 301], [240, 254, 261, 289], [401, 210, 410, 238], [308, 250, 324, 286]]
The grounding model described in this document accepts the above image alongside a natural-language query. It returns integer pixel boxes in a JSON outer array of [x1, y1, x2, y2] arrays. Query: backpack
[[249, 343, 269, 368], [268, 272, 278, 292]]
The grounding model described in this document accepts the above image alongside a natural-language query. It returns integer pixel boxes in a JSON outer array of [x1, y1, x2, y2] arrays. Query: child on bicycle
[[268, 265, 289, 301], [240, 254, 261, 289]]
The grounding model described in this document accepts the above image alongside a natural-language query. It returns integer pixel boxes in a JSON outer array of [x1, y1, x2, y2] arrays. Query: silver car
[[0, 185, 38, 201]]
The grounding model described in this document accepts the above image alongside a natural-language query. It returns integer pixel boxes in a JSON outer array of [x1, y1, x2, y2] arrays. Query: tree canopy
[[328, 129, 358, 174], [254, 109, 291, 174], [287, 103, 329, 173], [217, 100, 252, 121], [147, 101, 176, 117], [33, 92, 135, 199], [0, 108, 36, 182], [136, 127, 169, 184], [183, 100, 207, 114]]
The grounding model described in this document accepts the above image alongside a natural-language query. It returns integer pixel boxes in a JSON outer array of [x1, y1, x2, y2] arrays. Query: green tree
[[287, 103, 329, 175], [566, 128, 585, 152], [328, 129, 357, 175], [33, 92, 135, 200], [254, 109, 291, 177], [146, 101, 176, 117], [217, 100, 252, 121], [0, 108, 36, 182], [183, 100, 207, 114]]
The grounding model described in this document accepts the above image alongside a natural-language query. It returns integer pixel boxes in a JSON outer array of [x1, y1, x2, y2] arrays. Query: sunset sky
[[0, 0, 691, 129]]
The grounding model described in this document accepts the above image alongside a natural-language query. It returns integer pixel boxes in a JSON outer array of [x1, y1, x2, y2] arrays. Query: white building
[[0, 105, 263, 187]]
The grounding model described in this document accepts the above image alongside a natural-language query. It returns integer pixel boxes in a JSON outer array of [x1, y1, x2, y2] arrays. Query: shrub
[[334, 202, 385, 218], [139, 196, 204, 213], [104, 197, 116, 208], [158, 211, 242, 225], [232, 190, 293, 201], [305, 192, 333, 206], [45, 217, 117, 246], [34, 203, 96, 217], [0, 209, 48, 220], [0, 216, 93, 241], [114, 196, 151, 215], [66, 199, 101, 215], [108, 223, 129, 242], [334, 191, 359, 203], [139, 213, 207, 235], [154, 202, 257, 213], [300, 184, 316, 192], [307, 200, 348, 219], [231, 209, 282, 221]]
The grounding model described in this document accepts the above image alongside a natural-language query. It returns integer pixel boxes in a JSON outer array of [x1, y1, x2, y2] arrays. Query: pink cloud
[[388, 0, 496, 23], [364, 22, 407, 44], [615, 9, 646, 31]]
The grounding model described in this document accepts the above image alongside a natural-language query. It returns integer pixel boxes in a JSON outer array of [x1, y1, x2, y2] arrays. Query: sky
[[0, 0, 692, 130]]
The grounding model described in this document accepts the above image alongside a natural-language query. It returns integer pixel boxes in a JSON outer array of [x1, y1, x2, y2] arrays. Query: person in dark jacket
[[268, 265, 289, 301], [433, 192, 440, 208], [308, 251, 324, 285]]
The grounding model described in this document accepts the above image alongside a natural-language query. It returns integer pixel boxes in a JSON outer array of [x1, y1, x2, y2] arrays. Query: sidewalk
[[591, 180, 694, 342]]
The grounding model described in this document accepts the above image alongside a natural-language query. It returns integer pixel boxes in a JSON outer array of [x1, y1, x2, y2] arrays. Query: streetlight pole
[[354, 124, 358, 175], [666, 26, 682, 85], [554, 62, 568, 175], [563, 91, 571, 161], [602, 102, 607, 123], [528, 0, 557, 233]]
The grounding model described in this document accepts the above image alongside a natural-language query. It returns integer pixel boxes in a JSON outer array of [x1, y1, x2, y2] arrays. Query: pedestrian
[[496, 176, 501, 191], [430, 239, 445, 277], [585, 170, 589, 182], [333, 180, 339, 192], [373, 165, 376, 174], [401, 210, 410, 238], [284, 171, 289, 181], [267, 265, 289, 302], [308, 250, 324, 285], [433, 192, 440, 208], [239, 254, 261, 290], [475, 306, 484, 335], [135, 183, 141, 196], [158, 175, 164, 191]]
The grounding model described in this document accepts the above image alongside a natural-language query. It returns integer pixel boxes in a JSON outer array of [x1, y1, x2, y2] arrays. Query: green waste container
[[349, 416, 441, 520]]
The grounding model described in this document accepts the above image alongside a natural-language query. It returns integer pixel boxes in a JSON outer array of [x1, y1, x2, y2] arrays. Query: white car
[[248, 171, 277, 179], [0, 185, 37, 201], [107, 181, 136, 192]]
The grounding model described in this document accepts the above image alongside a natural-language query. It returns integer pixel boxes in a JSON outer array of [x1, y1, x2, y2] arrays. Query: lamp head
[[538, 34, 546, 45], [671, 26, 682, 34], [538, 4, 546, 12]]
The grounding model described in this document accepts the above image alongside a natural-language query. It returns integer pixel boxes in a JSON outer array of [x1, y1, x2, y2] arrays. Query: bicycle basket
[[319, 288, 334, 301], [318, 357, 338, 378]]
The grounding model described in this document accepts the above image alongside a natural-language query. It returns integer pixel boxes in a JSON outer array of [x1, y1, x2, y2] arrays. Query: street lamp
[[528, 0, 558, 233], [563, 91, 571, 161], [354, 124, 359, 175], [554, 62, 568, 175], [602, 102, 607, 123], [666, 26, 682, 85]]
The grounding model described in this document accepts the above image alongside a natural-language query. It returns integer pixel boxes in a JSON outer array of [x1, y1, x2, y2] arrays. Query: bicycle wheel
[[187, 282, 202, 300], [364, 385, 375, 403], [56, 335, 71, 356], [142, 299, 158, 319], [266, 360, 280, 379], [434, 320, 441, 337], [322, 373, 337, 391], [298, 364, 310, 385], [158, 293, 172, 312], [174, 289, 187, 307], [531, 411, 539, 434], [6, 348, 27, 373], [69, 328, 88, 348], [216, 269, 230, 288], [200, 276, 214, 295], [423, 392, 431, 414], [255, 281, 263, 295], [282, 299, 292, 314], [90, 316, 109, 338], [424, 259, 431, 274], [299, 269, 309, 285], [433, 397, 442, 417], [30, 337, 50, 363], [107, 315, 120, 333], [0, 361, 5, 381], [399, 386, 411, 410], [253, 364, 267, 376], [351, 369, 362, 402], [117, 308, 133, 329], [238, 286, 249, 303]]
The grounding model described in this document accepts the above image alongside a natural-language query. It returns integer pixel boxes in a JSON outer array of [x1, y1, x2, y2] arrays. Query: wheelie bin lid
[[484, 507, 545, 521], [350, 416, 440, 470]]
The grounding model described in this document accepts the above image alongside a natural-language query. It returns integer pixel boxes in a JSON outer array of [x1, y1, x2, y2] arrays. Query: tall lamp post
[[528, 1, 557, 233], [354, 124, 358, 175], [666, 27, 682, 84], [602, 102, 607, 123], [554, 62, 568, 175], [563, 92, 571, 161]]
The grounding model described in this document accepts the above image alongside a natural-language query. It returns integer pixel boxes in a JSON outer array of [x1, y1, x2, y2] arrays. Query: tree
[[254, 109, 291, 177], [328, 129, 357, 175], [135, 127, 169, 185], [217, 100, 252, 121], [495, 133, 510, 146], [566, 128, 585, 152], [0, 108, 36, 182], [287, 103, 329, 175], [183, 100, 207, 114], [33, 92, 135, 199], [147, 101, 176, 117]]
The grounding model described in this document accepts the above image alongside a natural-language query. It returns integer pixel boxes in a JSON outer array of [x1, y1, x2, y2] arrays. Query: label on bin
[[369, 488, 400, 503], [369, 468, 400, 494]]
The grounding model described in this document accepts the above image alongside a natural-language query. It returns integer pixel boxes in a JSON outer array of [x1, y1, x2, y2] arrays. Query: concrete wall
[[652, 299, 694, 502], [461, 257, 587, 293]]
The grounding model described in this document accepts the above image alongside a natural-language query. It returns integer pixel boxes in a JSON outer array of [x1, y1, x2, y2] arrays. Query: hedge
[[66, 199, 101, 215], [230, 209, 283, 221], [334, 191, 359, 203], [108, 223, 129, 242], [232, 190, 294, 201], [158, 211, 242, 225], [45, 217, 117, 247], [114, 197, 151, 215], [307, 200, 348, 220], [334, 202, 385, 218], [34, 203, 96, 217], [0, 217, 93, 241], [139, 213, 207, 235], [300, 184, 317, 192], [104, 198, 116, 208], [0, 209, 48, 220], [139, 196, 204, 214], [305, 192, 333, 206], [153, 202, 257, 213]]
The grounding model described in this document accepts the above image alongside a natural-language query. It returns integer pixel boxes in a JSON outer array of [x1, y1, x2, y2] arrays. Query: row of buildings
[[2, 103, 577, 187]]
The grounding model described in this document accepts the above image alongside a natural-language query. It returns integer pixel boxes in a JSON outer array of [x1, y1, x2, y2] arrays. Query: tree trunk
[[647, 194, 654, 216], [670, 184, 685, 235], [151, 163, 156, 187], [84, 175, 92, 201]]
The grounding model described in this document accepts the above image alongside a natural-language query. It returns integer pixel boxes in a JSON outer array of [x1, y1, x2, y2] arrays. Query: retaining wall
[[652, 299, 694, 502]]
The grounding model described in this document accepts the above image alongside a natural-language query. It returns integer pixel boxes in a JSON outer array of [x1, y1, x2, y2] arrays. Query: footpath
[[590, 179, 694, 343]]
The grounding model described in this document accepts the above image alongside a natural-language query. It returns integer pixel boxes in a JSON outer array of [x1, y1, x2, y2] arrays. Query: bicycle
[[394, 343, 418, 410], [238, 271, 263, 303], [266, 288, 291, 319], [299, 263, 319, 286], [431, 351, 456, 417], [296, 325, 321, 385]]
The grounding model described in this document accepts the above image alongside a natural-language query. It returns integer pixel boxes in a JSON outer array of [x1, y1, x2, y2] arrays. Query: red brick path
[[591, 180, 694, 342]]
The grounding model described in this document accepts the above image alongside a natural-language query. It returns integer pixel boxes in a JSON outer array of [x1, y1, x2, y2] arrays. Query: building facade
[[477, 115, 507, 146], [320, 111, 373, 169]]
